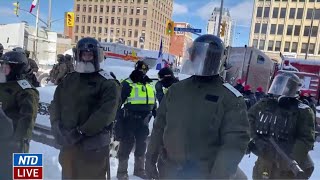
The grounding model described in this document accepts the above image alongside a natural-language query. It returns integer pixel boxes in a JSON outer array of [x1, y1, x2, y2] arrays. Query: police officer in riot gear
[[0, 51, 39, 180], [248, 71, 315, 179], [145, 34, 249, 179], [115, 60, 156, 180], [50, 37, 121, 179], [155, 67, 179, 103]]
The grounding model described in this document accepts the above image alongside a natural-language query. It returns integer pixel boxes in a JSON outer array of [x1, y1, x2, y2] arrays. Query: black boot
[[117, 159, 129, 180], [133, 156, 148, 179]]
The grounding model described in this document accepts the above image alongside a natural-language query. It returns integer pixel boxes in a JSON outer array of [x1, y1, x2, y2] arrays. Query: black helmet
[[0, 51, 30, 81], [65, 54, 72, 61], [268, 71, 301, 97], [158, 67, 174, 79], [135, 60, 149, 74], [182, 34, 227, 76], [0, 43, 3, 56], [73, 37, 103, 73], [57, 54, 65, 63], [12, 47, 25, 54]]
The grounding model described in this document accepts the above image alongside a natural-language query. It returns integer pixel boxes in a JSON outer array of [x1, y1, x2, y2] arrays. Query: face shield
[[181, 41, 226, 76], [74, 43, 104, 73], [268, 73, 301, 97]]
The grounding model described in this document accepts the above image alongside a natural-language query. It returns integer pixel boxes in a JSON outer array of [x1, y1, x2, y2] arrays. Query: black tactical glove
[[63, 127, 84, 145], [145, 153, 159, 179]]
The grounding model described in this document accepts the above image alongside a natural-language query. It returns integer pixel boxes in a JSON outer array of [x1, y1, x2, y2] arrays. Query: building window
[[143, 7, 147, 15], [134, 41, 138, 47], [261, 24, 268, 34], [254, 23, 260, 33], [123, 18, 127, 25], [124, 6, 128, 14], [280, 8, 286, 18], [289, 8, 296, 19], [104, 27, 108, 34], [110, 28, 114, 35], [284, 42, 290, 52], [99, 16, 103, 23], [106, 6, 109, 13], [122, 29, 126, 36], [272, 7, 279, 18], [118, 6, 122, 13], [88, 16, 92, 23], [309, 43, 315, 54], [94, 5, 98, 13], [105, 17, 109, 24], [129, 18, 133, 26], [99, 27, 102, 34], [144, 0, 148, 3], [304, 26, 310, 36], [76, 4, 80, 11], [100, 5, 104, 13], [89, 6, 92, 13], [134, 30, 138, 37], [287, 25, 293, 35], [142, 19, 146, 27], [81, 26, 85, 33], [75, 25, 79, 33], [135, 18, 139, 26], [117, 17, 121, 25], [256, 7, 263, 18], [112, 6, 115, 13], [270, 24, 276, 34], [116, 28, 120, 36], [268, 40, 274, 51], [137, 0, 141, 3], [294, 25, 300, 36], [291, 42, 298, 52], [264, 7, 270, 18], [83, 5, 86, 12], [259, 40, 265, 50], [316, 9, 320, 19], [93, 16, 97, 23], [301, 43, 308, 53], [277, 24, 284, 35], [312, 26, 318, 37], [93, 27, 96, 33], [82, 15, 86, 23], [136, 7, 140, 15], [296, 8, 303, 19], [75, 36, 78, 42], [306, 8, 313, 19], [130, 7, 134, 14], [253, 39, 258, 48], [76, 15, 79, 22], [128, 29, 132, 37], [275, 41, 281, 51], [127, 40, 131, 46], [111, 17, 115, 24]]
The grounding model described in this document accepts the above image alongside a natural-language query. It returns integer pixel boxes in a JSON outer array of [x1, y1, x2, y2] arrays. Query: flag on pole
[[156, 38, 163, 70], [30, 0, 38, 13]]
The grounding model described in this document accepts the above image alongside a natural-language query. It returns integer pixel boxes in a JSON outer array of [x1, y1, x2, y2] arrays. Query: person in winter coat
[[243, 85, 257, 109], [155, 67, 179, 103], [0, 51, 39, 179], [234, 79, 244, 93], [255, 86, 266, 102], [49, 37, 121, 179], [145, 34, 249, 179], [115, 60, 156, 180], [248, 72, 315, 179]]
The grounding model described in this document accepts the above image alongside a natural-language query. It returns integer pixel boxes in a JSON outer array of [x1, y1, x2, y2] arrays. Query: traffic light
[[66, 12, 75, 27], [166, 20, 174, 36], [13, 1, 19, 17]]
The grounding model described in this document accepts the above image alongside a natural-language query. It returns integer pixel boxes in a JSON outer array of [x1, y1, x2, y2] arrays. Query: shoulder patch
[[223, 83, 243, 97], [17, 80, 32, 89], [298, 103, 310, 110], [99, 70, 115, 80]]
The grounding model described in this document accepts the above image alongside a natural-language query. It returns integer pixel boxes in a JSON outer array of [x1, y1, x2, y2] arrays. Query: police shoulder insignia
[[17, 80, 32, 89], [298, 103, 309, 109], [99, 70, 114, 80], [223, 83, 243, 97]]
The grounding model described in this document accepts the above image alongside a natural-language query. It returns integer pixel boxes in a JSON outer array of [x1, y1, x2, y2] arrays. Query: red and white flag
[[29, 0, 38, 13]]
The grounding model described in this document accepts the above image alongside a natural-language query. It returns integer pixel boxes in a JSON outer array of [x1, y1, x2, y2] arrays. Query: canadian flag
[[29, 0, 38, 13]]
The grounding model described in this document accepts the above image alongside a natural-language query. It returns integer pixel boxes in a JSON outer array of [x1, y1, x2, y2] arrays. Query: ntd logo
[[13, 153, 43, 180]]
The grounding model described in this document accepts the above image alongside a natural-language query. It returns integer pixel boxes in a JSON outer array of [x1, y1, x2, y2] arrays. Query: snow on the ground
[[32, 59, 320, 179]]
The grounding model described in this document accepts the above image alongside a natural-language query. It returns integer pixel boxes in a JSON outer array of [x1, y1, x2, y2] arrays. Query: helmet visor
[[181, 42, 225, 76], [268, 74, 301, 97], [74, 44, 104, 73]]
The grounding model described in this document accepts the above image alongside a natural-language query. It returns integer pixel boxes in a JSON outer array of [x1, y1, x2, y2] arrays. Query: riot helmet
[[181, 34, 227, 76], [73, 37, 104, 73], [25, 50, 31, 58], [268, 71, 301, 97], [65, 54, 72, 62], [0, 51, 30, 82], [12, 47, 25, 54], [0, 43, 3, 57], [135, 60, 149, 75]]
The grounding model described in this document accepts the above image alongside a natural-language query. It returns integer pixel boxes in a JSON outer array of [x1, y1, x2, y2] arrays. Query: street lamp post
[[217, 0, 224, 38]]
